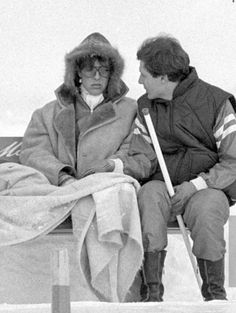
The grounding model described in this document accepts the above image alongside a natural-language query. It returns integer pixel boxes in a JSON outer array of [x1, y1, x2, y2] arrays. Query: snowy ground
[[0, 301, 236, 313], [0, 233, 236, 312]]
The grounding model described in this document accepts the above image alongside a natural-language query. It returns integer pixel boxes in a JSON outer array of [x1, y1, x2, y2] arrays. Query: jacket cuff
[[190, 176, 208, 191], [58, 167, 76, 186], [111, 158, 124, 173]]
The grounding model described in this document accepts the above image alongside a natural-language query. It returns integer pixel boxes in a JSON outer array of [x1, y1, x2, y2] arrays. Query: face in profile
[[79, 58, 110, 96], [138, 61, 165, 100]]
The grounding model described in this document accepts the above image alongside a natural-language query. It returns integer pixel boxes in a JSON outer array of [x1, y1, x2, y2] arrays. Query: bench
[[1, 136, 236, 289]]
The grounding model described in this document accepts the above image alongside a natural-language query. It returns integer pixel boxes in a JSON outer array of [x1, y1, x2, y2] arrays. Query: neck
[[80, 85, 104, 111], [164, 81, 179, 100]]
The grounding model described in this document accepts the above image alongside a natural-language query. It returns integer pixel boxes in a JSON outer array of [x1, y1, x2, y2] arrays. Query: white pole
[[142, 108, 202, 294]]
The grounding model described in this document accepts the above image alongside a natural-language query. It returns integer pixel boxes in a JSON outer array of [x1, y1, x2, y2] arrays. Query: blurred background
[[0, 0, 235, 135]]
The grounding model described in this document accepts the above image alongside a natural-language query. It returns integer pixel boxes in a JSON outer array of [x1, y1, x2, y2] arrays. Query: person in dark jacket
[[20, 33, 137, 185], [119, 34, 236, 302]]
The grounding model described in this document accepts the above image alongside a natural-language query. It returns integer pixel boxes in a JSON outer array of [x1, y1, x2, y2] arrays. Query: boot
[[140, 250, 166, 302], [197, 257, 227, 301]]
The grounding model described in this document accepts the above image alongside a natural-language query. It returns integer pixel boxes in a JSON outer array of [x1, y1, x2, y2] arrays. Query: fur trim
[[64, 33, 125, 100]]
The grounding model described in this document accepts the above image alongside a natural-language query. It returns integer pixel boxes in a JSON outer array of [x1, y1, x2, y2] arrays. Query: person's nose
[[94, 70, 101, 80], [138, 75, 143, 85]]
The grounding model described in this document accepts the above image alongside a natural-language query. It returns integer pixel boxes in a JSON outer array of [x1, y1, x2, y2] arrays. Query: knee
[[137, 180, 170, 219], [138, 180, 167, 202], [185, 189, 229, 225]]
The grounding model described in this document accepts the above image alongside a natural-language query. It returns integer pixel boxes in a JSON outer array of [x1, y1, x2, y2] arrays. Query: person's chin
[[147, 93, 154, 99], [90, 86, 103, 95]]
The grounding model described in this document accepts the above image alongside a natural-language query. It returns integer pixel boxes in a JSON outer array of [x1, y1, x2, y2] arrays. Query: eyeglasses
[[81, 66, 110, 78]]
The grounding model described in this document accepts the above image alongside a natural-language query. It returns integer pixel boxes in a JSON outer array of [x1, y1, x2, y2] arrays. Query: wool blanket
[[0, 163, 143, 302]]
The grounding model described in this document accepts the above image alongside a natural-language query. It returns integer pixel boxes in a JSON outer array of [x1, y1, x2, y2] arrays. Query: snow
[[0, 234, 236, 312], [0, 301, 236, 313]]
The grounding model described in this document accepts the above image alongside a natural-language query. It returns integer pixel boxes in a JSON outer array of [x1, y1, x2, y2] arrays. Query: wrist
[[59, 175, 76, 186], [190, 176, 208, 191]]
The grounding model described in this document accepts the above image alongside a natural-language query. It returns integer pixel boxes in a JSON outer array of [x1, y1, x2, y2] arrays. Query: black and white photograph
[[0, 1, 236, 312]]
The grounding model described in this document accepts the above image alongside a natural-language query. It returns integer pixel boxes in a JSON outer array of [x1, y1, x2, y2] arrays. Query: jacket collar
[[53, 89, 76, 164], [172, 67, 198, 99], [149, 67, 198, 106], [52, 80, 128, 162]]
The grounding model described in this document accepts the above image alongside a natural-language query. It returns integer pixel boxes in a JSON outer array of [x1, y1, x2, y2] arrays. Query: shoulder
[[119, 96, 137, 107], [115, 96, 137, 114], [32, 100, 60, 119], [198, 79, 234, 103], [137, 94, 150, 106], [137, 94, 152, 115], [215, 99, 236, 128]]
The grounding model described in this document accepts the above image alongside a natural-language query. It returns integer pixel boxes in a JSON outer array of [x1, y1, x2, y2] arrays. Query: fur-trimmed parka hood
[[62, 32, 126, 101]]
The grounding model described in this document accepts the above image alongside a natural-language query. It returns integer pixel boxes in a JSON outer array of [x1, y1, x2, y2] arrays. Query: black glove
[[80, 159, 115, 178], [170, 181, 197, 216]]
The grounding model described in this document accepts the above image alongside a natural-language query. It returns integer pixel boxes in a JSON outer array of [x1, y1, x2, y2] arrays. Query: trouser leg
[[138, 181, 170, 301], [183, 189, 229, 300], [183, 189, 229, 261], [138, 180, 171, 252]]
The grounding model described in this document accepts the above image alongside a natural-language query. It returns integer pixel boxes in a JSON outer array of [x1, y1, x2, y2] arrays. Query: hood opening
[[63, 32, 125, 100]]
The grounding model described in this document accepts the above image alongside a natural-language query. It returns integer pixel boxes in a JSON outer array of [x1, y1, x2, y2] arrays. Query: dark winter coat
[[137, 67, 236, 185], [121, 67, 236, 190]]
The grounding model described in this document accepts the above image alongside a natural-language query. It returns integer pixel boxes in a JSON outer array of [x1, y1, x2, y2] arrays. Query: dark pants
[[138, 180, 229, 261]]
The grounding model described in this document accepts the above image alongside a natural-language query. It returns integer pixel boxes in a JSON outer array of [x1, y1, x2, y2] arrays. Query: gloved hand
[[80, 159, 115, 178], [170, 181, 197, 216]]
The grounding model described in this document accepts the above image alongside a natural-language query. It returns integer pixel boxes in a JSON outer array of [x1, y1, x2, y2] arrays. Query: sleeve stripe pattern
[[135, 117, 148, 134], [134, 117, 152, 144], [214, 113, 236, 148], [214, 114, 236, 138]]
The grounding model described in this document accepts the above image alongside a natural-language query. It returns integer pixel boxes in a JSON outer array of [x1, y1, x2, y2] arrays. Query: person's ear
[[161, 74, 169, 84]]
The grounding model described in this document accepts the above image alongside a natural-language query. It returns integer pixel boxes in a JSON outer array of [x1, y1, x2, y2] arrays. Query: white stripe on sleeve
[[214, 113, 236, 139], [135, 117, 148, 134], [133, 128, 152, 144]]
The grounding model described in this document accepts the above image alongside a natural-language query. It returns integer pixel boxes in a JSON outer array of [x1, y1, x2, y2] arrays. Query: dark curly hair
[[137, 34, 190, 82]]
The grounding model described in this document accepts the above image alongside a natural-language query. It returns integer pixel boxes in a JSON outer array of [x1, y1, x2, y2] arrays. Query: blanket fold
[[0, 163, 143, 302]]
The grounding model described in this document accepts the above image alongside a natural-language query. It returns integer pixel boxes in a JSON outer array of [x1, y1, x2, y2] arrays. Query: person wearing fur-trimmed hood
[[6, 34, 142, 303], [20, 32, 137, 186]]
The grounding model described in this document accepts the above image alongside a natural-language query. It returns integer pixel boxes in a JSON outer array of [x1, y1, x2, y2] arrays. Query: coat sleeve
[[19, 108, 76, 185], [198, 99, 236, 199], [118, 112, 157, 181], [109, 117, 136, 159]]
